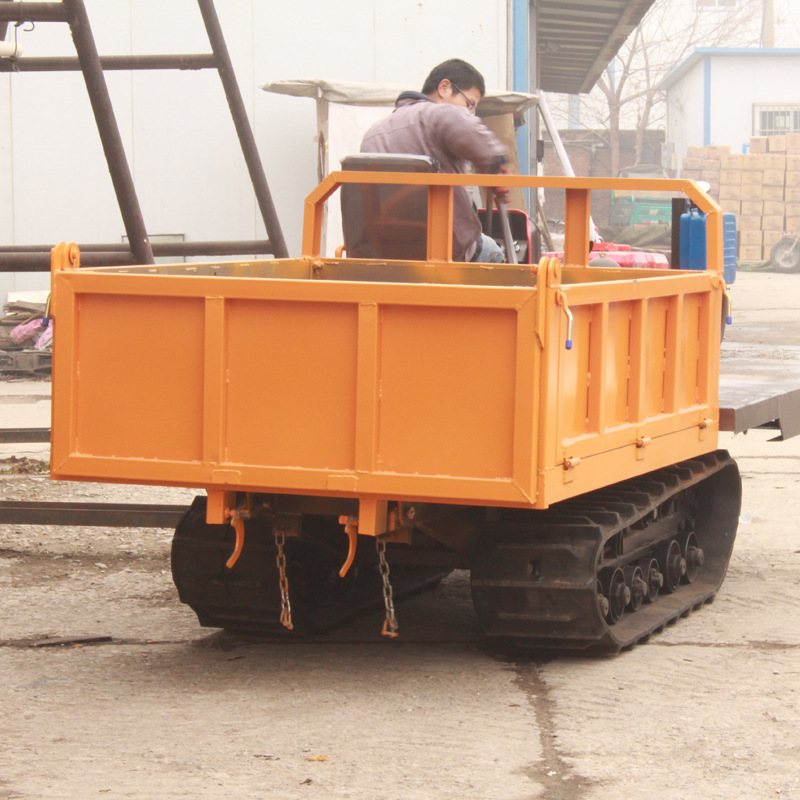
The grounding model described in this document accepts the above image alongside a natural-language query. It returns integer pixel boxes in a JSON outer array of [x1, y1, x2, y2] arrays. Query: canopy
[[262, 78, 538, 118]]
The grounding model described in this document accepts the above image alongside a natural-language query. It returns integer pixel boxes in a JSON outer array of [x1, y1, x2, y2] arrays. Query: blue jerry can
[[688, 209, 707, 270], [679, 209, 737, 285]]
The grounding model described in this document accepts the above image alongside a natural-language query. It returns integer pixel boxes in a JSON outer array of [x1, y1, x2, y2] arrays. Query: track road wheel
[[682, 531, 704, 584], [644, 558, 663, 604], [601, 568, 630, 624], [770, 236, 800, 273], [659, 539, 686, 593], [624, 565, 646, 612]]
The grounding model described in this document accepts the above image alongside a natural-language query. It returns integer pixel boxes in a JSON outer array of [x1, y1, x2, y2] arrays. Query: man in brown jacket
[[360, 59, 509, 262]]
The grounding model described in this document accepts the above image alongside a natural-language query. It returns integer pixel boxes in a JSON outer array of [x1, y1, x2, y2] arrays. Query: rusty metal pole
[[196, 0, 289, 259], [62, 0, 154, 264], [0, 3, 68, 24], [0, 0, 12, 41], [0, 53, 219, 72]]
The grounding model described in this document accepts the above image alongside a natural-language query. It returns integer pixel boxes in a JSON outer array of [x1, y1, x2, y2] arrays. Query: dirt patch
[[0, 456, 48, 474]]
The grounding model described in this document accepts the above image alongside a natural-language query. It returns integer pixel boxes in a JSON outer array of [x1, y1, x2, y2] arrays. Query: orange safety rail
[[303, 171, 725, 272], [50, 174, 726, 527]]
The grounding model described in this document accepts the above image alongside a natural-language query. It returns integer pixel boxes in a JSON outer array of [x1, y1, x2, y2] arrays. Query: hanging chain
[[274, 529, 294, 630], [376, 535, 399, 638]]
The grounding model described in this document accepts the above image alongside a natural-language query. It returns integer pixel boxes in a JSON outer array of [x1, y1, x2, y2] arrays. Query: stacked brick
[[681, 134, 800, 261]]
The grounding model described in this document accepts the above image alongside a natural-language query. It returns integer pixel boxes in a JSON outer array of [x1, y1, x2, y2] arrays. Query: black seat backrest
[[341, 153, 438, 260]]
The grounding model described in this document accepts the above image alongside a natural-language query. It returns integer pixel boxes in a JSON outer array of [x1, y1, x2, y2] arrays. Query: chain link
[[376, 535, 399, 638], [275, 529, 294, 630]]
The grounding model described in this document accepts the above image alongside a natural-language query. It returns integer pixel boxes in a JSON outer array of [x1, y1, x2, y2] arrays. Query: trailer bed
[[719, 346, 800, 439]]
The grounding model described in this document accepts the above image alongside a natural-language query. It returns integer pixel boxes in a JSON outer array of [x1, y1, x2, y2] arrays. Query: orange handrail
[[302, 171, 724, 275]]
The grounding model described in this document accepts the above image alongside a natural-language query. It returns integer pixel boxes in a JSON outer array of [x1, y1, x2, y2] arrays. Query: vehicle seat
[[340, 153, 438, 260]]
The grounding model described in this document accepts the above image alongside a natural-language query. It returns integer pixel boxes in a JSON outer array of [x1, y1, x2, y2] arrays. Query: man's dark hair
[[421, 59, 486, 97]]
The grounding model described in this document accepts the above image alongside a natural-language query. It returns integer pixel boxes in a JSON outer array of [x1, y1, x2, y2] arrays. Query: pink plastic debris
[[10, 318, 44, 346], [35, 323, 53, 350]]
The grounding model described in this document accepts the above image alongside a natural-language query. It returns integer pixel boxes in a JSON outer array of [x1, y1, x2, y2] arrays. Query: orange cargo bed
[[49, 173, 727, 524]]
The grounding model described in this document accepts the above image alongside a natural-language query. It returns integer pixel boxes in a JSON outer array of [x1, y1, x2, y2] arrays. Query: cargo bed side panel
[[51, 271, 540, 507], [538, 271, 722, 504]]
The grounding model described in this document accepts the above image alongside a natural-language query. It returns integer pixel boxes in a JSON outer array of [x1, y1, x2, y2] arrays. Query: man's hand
[[492, 165, 511, 203]]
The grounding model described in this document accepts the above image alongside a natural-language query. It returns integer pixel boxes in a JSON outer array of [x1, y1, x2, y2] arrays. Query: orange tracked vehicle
[[49, 171, 741, 653]]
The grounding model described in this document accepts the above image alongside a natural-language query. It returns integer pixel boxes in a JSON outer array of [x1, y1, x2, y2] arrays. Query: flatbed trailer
[[47, 173, 779, 652]]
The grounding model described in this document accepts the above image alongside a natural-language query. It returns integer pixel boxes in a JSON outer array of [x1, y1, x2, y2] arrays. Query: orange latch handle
[[226, 512, 245, 569], [555, 290, 574, 350], [337, 515, 359, 577]]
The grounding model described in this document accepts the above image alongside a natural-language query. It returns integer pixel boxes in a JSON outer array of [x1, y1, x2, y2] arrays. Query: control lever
[[483, 188, 494, 237], [497, 201, 518, 265]]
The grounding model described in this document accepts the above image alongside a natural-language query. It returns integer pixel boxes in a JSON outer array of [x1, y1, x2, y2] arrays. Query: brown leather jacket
[[360, 92, 507, 261]]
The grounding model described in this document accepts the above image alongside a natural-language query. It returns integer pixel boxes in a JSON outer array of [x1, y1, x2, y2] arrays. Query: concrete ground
[[1, 270, 799, 800], [0, 377, 49, 460]]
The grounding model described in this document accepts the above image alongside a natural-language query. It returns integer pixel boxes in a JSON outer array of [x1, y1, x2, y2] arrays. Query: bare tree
[[561, 0, 773, 175]]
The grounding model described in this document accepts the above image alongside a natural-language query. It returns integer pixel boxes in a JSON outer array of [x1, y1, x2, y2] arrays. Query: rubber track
[[171, 496, 448, 635], [470, 450, 741, 654]]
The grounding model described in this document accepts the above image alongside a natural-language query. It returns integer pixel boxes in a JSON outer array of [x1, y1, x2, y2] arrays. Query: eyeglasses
[[450, 82, 477, 115]]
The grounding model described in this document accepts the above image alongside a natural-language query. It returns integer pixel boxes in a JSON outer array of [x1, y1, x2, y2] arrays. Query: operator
[[360, 58, 509, 263]]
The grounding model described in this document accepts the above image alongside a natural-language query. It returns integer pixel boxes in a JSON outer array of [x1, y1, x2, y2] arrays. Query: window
[[754, 105, 800, 136]]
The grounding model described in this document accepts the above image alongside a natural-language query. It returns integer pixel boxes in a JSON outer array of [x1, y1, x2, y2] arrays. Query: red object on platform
[[545, 242, 669, 269]]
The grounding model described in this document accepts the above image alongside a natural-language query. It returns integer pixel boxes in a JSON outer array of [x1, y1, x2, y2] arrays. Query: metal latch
[[555, 290, 574, 350]]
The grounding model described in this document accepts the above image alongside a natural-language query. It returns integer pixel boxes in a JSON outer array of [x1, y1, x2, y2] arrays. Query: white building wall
[[0, 76, 11, 303], [709, 55, 800, 151], [667, 53, 800, 165], [666, 60, 706, 171], [0, 0, 509, 297]]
